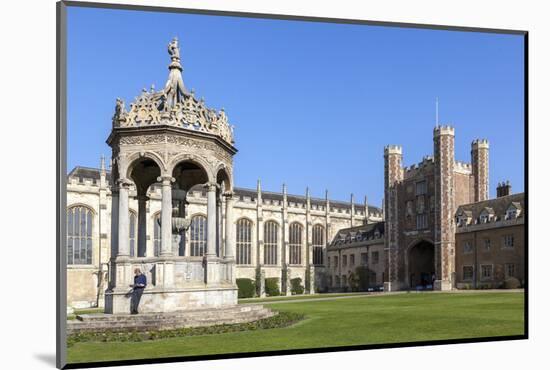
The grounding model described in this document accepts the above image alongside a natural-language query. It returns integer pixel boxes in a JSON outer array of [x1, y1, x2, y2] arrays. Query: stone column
[[225, 192, 236, 283], [217, 192, 223, 257], [117, 180, 131, 257], [158, 176, 174, 257], [225, 192, 236, 259], [205, 182, 218, 257], [108, 189, 119, 289], [137, 195, 148, 257], [203, 182, 221, 285]]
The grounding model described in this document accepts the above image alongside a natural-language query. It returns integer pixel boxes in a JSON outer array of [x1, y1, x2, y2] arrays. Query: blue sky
[[67, 6, 524, 206]]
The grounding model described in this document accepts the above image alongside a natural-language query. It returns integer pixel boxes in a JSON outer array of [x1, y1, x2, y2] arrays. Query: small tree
[[265, 278, 281, 296], [290, 277, 305, 295], [352, 266, 371, 291]]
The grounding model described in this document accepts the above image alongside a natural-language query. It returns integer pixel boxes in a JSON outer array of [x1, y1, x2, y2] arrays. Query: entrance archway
[[408, 240, 435, 289]]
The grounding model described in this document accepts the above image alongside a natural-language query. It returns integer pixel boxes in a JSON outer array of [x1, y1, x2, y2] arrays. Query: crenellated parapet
[[471, 138, 490, 149], [384, 145, 403, 155], [433, 124, 455, 136]]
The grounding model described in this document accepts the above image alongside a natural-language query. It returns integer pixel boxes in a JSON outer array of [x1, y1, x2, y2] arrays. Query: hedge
[[236, 278, 256, 298], [67, 311, 305, 347]]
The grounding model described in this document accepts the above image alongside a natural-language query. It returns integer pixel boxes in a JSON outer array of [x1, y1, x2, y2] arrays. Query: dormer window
[[505, 203, 522, 220], [456, 210, 472, 227], [479, 208, 495, 224]]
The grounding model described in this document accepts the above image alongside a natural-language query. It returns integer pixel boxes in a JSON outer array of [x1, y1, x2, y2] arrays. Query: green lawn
[[238, 292, 370, 304], [67, 292, 524, 364]]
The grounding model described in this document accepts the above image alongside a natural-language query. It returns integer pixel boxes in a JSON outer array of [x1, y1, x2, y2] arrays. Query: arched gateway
[[105, 37, 238, 314], [407, 240, 435, 289]]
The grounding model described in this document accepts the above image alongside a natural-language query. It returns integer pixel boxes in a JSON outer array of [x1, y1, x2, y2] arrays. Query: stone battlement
[[433, 124, 455, 136], [384, 145, 403, 155], [472, 138, 490, 149], [454, 160, 472, 174]]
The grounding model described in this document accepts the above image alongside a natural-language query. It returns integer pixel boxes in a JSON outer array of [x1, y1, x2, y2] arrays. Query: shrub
[[503, 277, 521, 289], [236, 278, 256, 298], [265, 278, 280, 296], [290, 278, 304, 295], [67, 311, 305, 347], [352, 266, 371, 291]]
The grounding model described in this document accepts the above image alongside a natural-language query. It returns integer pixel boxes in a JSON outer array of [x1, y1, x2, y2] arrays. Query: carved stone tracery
[[112, 37, 235, 146]]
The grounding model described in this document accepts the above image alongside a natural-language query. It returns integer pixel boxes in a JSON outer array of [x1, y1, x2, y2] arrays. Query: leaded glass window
[[312, 224, 325, 265], [236, 218, 252, 265], [264, 221, 278, 265], [289, 223, 302, 265], [67, 206, 93, 265], [190, 215, 207, 256]]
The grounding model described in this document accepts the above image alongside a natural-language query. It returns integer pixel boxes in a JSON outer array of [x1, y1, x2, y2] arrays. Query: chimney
[[496, 181, 512, 197]]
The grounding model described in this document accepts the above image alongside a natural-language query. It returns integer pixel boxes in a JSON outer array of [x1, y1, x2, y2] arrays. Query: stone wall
[[66, 170, 383, 307], [455, 218, 524, 288]]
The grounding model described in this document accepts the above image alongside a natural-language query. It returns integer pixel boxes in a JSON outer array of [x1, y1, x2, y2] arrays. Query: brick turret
[[433, 125, 456, 290], [384, 145, 403, 291], [471, 139, 490, 202]]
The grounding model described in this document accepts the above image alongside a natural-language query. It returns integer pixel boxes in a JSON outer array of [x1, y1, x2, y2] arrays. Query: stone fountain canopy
[[110, 37, 235, 148], [103, 37, 240, 315]]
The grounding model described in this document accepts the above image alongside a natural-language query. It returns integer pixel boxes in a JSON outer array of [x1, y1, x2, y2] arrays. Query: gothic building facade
[[66, 165, 383, 308], [326, 222, 385, 291], [383, 125, 525, 291], [455, 184, 525, 288], [65, 38, 524, 309]]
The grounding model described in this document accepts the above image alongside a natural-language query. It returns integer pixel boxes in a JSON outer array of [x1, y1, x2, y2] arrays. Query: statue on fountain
[[164, 37, 187, 109]]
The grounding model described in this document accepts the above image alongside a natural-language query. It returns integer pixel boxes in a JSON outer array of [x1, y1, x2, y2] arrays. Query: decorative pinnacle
[[257, 178, 262, 192], [306, 187, 310, 199], [100, 155, 106, 172]]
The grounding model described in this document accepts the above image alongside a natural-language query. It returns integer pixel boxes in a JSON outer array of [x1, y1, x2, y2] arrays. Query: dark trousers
[[130, 288, 144, 314]]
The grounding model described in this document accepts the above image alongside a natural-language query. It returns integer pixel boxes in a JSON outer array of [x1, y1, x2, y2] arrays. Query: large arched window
[[312, 224, 325, 265], [67, 205, 93, 265], [129, 211, 137, 257], [190, 215, 207, 256], [236, 218, 252, 265], [153, 213, 161, 257], [289, 222, 303, 265], [264, 221, 278, 265]]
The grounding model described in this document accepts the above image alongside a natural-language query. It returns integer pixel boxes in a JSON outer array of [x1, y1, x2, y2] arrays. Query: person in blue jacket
[[130, 268, 147, 314]]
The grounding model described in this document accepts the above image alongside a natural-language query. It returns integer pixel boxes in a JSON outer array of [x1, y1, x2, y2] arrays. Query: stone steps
[[67, 304, 274, 334]]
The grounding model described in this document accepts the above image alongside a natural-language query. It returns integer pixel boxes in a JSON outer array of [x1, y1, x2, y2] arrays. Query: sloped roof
[[68, 166, 111, 183], [456, 193, 525, 220], [328, 222, 385, 248]]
